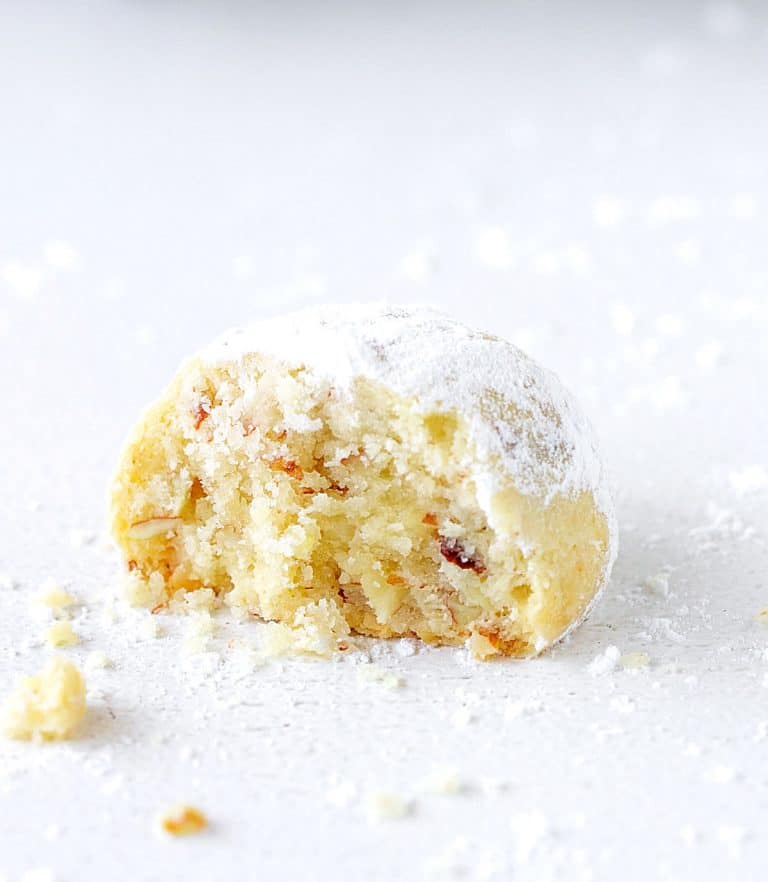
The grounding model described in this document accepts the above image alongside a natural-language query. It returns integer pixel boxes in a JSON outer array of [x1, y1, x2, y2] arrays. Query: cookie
[[110, 304, 616, 658]]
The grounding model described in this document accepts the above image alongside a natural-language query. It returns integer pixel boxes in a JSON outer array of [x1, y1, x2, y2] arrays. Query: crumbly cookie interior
[[111, 355, 610, 657]]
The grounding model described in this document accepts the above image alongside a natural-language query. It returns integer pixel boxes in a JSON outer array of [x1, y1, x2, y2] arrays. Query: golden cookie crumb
[[2, 657, 87, 741], [620, 651, 651, 669], [366, 791, 411, 822], [158, 805, 208, 836], [357, 664, 405, 689], [85, 650, 111, 671], [424, 767, 464, 795], [45, 620, 79, 648], [757, 608, 768, 625], [36, 581, 75, 610]]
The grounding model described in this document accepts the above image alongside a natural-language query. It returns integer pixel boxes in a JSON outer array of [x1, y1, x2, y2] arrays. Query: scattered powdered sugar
[[655, 313, 685, 337], [0, 573, 19, 591], [451, 706, 475, 728], [716, 823, 747, 858], [231, 255, 255, 279], [674, 238, 701, 265], [397, 243, 438, 282], [20, 869, 56, 882], [504, 697, 544, 720], [69, 528, 97, 549], [643, 572, 671, 598], [392, 638, 418, 658], [728, 465, 768, 496], [1, 260, 46, 300], [43, 824, 61, 842], [592, 196, 628, 229], [611, 303, 636, 336], [706, 765, 737, 785], [646, 196, 700, 226], [473, 226, 518, 269], [326, 777, 358, 808], [689, 502, 758, 549], [628, 375, 683, 411], [422, 836, 473, 879], [588, 645, 621, 676], [509, 809, 550, 863], [610, 694, 636, 715], [680, 824, 698, 847], [727, 193, 757, 220], [44, 241, 80, 272]]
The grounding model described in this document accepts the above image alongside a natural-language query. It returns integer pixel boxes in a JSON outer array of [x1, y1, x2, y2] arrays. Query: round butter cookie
[[110, 304, 616, 658]]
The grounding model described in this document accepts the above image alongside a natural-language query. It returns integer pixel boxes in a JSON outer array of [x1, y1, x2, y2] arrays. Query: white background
[[1, 1, 767, 880]]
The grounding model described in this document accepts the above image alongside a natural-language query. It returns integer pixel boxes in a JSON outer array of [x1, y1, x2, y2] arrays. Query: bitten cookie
[[110, 304, 616, 658]]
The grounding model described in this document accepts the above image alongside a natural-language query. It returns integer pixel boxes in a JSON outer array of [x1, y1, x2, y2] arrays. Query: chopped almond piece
[[266, 457, 304, 480], [127, 517, 183, 540], [192, 402, 209, 429]]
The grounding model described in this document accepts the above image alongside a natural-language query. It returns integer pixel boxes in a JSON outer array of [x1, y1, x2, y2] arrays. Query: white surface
[[1, 2, 768, 881]]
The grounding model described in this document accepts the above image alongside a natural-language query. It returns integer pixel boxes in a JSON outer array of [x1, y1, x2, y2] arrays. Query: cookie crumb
[[36, 580, 75, 610], [620, 651, 651, 669], [357, 663, 404, 689], [45, 620, 79, 648], [2, 657, 87, 741], [85, 651, 111, 672], [424, 767, 464, 795], [157, 804, 208, 837], [365, 790, 412, 822]]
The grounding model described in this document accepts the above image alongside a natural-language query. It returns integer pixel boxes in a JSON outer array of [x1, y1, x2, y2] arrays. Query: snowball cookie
[[110, 304, 616, 658]]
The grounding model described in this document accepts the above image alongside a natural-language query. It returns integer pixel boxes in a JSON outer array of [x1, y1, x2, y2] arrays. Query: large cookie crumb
[[2, 657, 87, 741]]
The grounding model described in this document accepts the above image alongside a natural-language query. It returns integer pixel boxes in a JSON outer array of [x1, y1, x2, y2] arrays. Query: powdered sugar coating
[[200, 303, 613, 516]]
